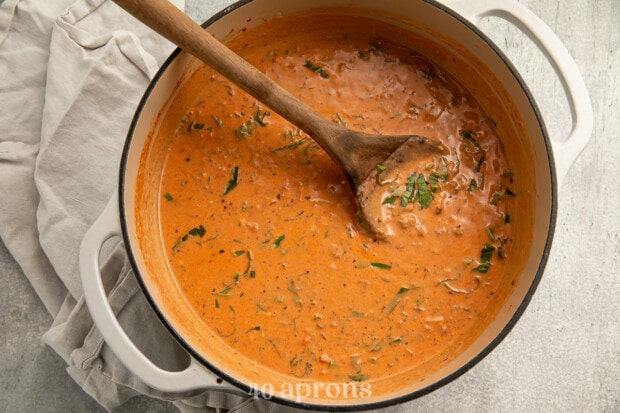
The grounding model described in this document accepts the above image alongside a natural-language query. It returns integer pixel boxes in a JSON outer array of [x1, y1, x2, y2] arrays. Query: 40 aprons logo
[[248, 381, 373, 402]]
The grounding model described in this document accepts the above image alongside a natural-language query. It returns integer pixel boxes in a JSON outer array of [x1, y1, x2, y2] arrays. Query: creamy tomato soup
[[151, 13, 520, 390]]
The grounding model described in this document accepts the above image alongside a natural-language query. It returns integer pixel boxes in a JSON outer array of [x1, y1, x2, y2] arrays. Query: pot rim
[[118, 0, 557, 410]]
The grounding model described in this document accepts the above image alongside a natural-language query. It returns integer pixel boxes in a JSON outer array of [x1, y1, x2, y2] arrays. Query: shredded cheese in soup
[[155, 14, 517, 386]]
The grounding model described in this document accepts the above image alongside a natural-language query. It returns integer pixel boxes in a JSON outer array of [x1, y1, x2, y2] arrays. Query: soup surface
[[153, 13, 518, 388]]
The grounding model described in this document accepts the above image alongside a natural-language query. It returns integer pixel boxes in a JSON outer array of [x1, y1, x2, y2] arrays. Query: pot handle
[[442, 0, 593, 188], [79, 194, 239, 393]]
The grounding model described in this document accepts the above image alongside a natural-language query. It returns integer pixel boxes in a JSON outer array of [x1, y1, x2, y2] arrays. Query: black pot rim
[[118, 0, 557, 410]]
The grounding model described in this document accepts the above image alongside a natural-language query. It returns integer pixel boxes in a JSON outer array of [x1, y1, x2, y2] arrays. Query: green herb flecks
[[382, 196, 397, 205], [223, 166, 239, 195], [460, 129, 480, 146], [375, 164, 398, 185], [188, 226, 207, 237], [480, 243, 496, 263], [485, 226, 496, 241], [246, 325, 261, 333], [384, 286, 412, 317], [401, 172, 417, 206], [354, 209, 371, 234], [497, 246, 507, 259], [253, 106, 270, 127], [172, 224, 207, 252], [272, 137, 308, 152], [235, 120, 253, 138], [397, 172, 435, 209], [416, 173, 433, 209], [336, 112, 348, 126], [490, 191, 504, 205], [349, 373, 369, 382], [188, 121, 204, 132], [215, 287, 232, 296], [211, 115, 223, 128], [370, 262, 392, 270], [287, 280, 303, 306], [303, 60, 329, 78], [429, 172, 448, 192], [467, 179, 478, 192], [442, 276, 481, 294], [233, 249, 254, 278], [274, 235, 285, 248], [472, 262, 491, 273], [163, 192, 173, 201]]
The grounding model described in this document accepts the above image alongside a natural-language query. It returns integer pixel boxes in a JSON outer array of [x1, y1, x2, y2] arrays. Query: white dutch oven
[[80, 0, 592, 410]]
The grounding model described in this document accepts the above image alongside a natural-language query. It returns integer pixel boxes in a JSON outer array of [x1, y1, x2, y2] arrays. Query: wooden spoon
[[114, 0, 445, 237]]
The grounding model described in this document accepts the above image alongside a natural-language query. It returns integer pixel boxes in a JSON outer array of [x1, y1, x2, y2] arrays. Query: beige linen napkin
[[0, 0, 296, 411]]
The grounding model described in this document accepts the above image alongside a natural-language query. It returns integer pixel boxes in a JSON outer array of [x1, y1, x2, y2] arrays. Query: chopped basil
[[384, 286, 411, 316], [497, 246, 507, 259], [233, 249, 254, 278], [371, 262, 392, 270], [485, 226, 496, 241], [490, 191, 504, 205], [211, 115, 223, 128], [303, 60, 329, 78], [235, 120, 253, 138], [287, 280, 302, 306], [223, 166, 239, 195], [401, 172, 417, 206], [480, 243, 496, 263], [188, 225, 207, 237], [442, 276, 481, 294], [335, 112, 347, 126], [216, 287, 232, 296], [472, 262, 491, 273], [382, 196, 397, 205], [375, 164, 397, 185], [274, 235, 285, 248], [253, 106, 270, 127], [429, 171, 448, 192], [163, 192, 173, 201], [189, 121, 204, 132], [350, 309, 364, 318], [371, 343, 383, 352], [272, 137, 308, 152], [467, 179, 478, 192], [349, 374, 369, 382], [416, 173, 433, 209], [397, 172, 435, 209], [460, 129, 480, 146], [172, 224, 206, 252]]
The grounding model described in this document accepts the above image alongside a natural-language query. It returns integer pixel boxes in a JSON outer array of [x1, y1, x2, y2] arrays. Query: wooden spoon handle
[[113, 0, 338, 149]]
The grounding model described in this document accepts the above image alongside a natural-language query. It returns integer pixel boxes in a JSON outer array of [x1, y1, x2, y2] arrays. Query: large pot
[[80, 0, 592, 410]]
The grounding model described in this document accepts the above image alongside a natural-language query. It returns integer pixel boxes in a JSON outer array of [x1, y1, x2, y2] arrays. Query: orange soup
[[153, 13, 519, 389]]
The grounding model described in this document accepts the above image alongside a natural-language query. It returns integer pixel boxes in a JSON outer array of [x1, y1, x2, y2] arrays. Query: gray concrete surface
[[1, 0, 618, 412]]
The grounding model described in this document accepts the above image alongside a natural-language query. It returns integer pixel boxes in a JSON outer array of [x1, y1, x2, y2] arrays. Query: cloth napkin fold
[[0, 0, 296, 411]]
